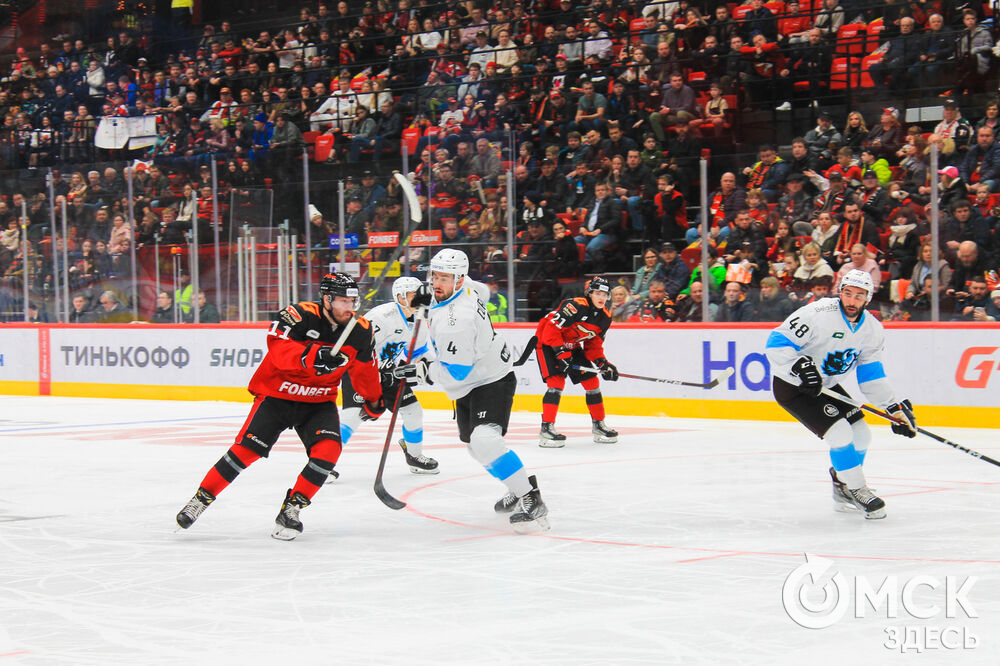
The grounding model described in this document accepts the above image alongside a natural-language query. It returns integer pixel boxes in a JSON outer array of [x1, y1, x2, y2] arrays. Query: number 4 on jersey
[[447, 341, 458, 354]]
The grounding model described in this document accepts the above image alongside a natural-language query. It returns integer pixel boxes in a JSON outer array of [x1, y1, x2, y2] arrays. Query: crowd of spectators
[[1, 0, 1000, 322]]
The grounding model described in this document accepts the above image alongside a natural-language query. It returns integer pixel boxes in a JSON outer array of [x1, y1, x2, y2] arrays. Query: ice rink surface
[[0, 395, 998, 665]]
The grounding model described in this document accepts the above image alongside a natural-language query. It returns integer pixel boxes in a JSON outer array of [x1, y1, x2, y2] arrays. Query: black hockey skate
[[495, 474, 535, 513], [400, 439, 440, 474], [510, 476, 550, 533], [539, 422, 567, 448], [592, 420, 618, 444], [176, 488, 215, 529], [829, 467, 857, 513], [272, 489, 311, 540], [846, 486, 886, 520]]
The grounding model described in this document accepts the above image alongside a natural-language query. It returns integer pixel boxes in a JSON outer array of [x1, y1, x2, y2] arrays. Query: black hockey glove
[[360, 396, 386, 421], [887, 399, 917, 438], [596, 357, 619, 381], [410, 283, 434, 308], [790, 356, 822, 396], [553, 349, 572, 375], [392, 358, 432, 384], [304, 345, 350, 376]]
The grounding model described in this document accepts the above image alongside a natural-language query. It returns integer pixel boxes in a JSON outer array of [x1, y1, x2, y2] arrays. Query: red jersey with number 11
[[247, 301, 382, 404]]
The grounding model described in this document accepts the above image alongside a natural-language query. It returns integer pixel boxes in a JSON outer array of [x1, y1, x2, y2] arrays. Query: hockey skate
[[846, 486, 886, 520], [176, 488, 215, 529], [272, 489, 311, 540], [539, 422, 567, 448], [592, 420, 618, 444], [510, 476, 550, 533], [323, 468, 341, 484], [400, 439, 439, 474], [829, 467, 858, 513], [495, 474, 534, 513]]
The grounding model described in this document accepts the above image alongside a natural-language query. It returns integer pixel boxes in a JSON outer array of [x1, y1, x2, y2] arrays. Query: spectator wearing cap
[[202, 87, 236, 125], [541, 90, 572, 146], [654, 242, 691, 301], [804, 110, 842, 162], [854, 167, 889, 226], [931, 99, 974, 164], [869, 17, 921, 94], [249, 113, 273, 163], [926, 165, 969, 213], [468, 31, 495, 71], [343, 194, 372, 241], [480, 275, 508, 323], [959, 125, 1000, 191], [858, 146, 891, 185]]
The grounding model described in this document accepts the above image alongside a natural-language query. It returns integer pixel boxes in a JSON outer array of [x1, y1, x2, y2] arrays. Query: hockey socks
[[200, 443, 261, 497], [291, 438, 342, 501], [542, 386, 562, 423], [469, 424, 533, 497]]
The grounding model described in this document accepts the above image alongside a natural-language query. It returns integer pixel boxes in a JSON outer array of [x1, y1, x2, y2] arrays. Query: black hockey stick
[[512, 336, 537, 367], [573, 365, 735, 389], [372, 309, 427, 510], [819, 388, 1000, 469]]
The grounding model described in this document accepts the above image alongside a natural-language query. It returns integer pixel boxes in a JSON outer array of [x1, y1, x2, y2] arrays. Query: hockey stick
[[372, 308, 428, 510], [819, 387, 1000, 469], [327, 172, 421, 358], [573, 365, 736, 389]]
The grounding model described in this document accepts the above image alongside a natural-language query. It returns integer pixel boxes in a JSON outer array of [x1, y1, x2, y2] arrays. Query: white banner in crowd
[[1, 324, 998, 427]]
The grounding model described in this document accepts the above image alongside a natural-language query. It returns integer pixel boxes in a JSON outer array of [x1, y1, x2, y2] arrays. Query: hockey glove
[[410, 283, 434, 308], [596, 357, 619, 381], [305, 345, 350, 376], [392, 358, 432, 384], [360, 397, 386, 421], [553, 349, 572, 375], [887, 399, 917, 438], [790, 356, 822, 396]]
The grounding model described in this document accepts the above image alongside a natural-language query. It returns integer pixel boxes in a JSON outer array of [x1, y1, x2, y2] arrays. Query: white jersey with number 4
[[427, 277, 512, 399], [364, 301, 432, 366], [765, 298, 898, 408]]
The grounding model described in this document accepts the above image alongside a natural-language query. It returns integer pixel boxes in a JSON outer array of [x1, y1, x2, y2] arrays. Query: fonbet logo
[[782, 554, 850, 629]]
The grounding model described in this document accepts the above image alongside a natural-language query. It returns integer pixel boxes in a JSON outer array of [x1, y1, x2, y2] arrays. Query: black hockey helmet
[[585, 275, 611, 296], [319, 272, 360, 306]]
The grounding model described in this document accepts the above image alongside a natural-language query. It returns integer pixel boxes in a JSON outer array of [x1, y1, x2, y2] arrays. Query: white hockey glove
[[887, 399, 917, 438], [392, 358, 432, 385]]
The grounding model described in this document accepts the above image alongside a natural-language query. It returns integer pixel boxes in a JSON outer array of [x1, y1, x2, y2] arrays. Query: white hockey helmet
[[840, 269, 874, 303], [429, 248, 469, 280], [392, 276, 423, 305]]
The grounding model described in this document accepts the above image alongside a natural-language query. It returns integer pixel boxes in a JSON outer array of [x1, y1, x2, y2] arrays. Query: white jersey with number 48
[[427, 278, 512, 399], [765, 298, 898, 408]]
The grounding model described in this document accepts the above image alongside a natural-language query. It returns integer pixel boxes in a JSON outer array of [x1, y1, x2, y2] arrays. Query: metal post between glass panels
[[700, 157, 710, 323], [929, 143, 940, 322]]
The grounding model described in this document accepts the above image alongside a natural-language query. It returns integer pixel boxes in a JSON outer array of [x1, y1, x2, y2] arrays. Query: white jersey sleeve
[[765, 300, 821, 387], [853, 320, 896, 408], [365, 302, 432, 366], [426, 281, 513, 399]]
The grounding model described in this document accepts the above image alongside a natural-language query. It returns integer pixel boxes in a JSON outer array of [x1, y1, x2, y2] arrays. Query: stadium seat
[[830, 58, 861, 90], [860, 52, 883, 88], [835, 23, 867, 57]]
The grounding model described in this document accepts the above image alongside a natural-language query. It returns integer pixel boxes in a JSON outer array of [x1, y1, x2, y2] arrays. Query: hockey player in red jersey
[[175, 273, 385, 540], [534, 276, 619, 446]]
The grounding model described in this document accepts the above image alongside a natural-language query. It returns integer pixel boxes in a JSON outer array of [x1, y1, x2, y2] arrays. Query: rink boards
[[0, 322, 998, 427]]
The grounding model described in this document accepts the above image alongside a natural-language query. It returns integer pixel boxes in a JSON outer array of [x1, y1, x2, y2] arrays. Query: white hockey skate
[[539, 422, 567, 448], [592, 420, 618, 444], [400, 439, 439, 474], [829, 467, 885, 519]]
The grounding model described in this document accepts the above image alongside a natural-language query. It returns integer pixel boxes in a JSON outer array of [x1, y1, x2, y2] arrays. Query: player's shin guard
[[399, 401, 424, 457], [542, 386, 563, 424], [199, 443, 261, 497], [851, 419, 872, 466], [292, 438, 341, 501], [468, 424, 532, 498]]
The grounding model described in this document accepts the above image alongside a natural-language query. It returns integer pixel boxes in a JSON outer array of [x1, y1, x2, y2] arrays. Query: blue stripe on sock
[[857, 448, 867, 465], [829, 443, 861, 471], [340, 423, 354, 445], [485, 450, 523, 481], [402, 425, 422, 444]]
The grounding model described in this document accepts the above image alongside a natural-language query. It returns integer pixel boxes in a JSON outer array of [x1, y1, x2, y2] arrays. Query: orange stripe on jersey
[[356, 316, 371, 329], [299, 302, 320, 316]]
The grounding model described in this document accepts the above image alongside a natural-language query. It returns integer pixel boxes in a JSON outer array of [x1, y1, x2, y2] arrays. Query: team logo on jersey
[[381, 340, 407, 362], [832, 332, 844, 339], [822, 348, 859, 376], [823, 404, 840, 417], [280, 306, 302, 325], [563, 303, 577, 315]]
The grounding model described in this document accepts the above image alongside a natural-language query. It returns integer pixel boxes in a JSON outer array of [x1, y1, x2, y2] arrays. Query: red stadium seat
[[830, 58, 861, 90], [860, 52, 883, 88], [836, 23, 867, 56]]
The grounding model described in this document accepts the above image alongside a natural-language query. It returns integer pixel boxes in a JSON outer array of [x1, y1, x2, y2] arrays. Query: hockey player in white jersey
[[336, 276, 439, 477], [765, 269, 917, 520], [396, 248, 550, 532]]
